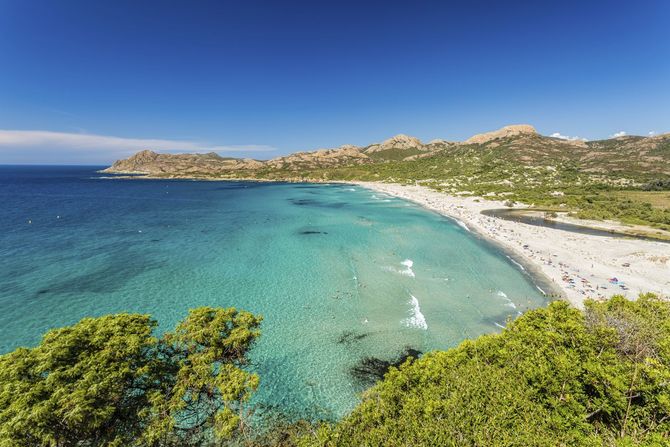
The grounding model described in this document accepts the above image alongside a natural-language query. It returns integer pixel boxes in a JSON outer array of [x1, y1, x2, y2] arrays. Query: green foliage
[[366, 148, 425, 162], [0, 307, 262, 447], [3, 294, 670, 447], [242, 134, 670, 230], [643, 180, 670, 191], [303, 295, 670, 446], [575, 197, 670, 229]]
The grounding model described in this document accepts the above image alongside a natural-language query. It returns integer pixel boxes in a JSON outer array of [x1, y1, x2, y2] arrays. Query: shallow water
[[0, 166, 546, 421]]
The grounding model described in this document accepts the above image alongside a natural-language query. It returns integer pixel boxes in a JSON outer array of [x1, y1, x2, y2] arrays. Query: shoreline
[[99, 172, 670, 308], [358, 183, 563, 304], [356, 182, 670, 308]]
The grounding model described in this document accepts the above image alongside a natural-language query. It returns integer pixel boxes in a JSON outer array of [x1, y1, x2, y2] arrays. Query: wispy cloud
[[550, 132, 588, 142], [610, 131, 627, 138], [0, 130, 276, 164]]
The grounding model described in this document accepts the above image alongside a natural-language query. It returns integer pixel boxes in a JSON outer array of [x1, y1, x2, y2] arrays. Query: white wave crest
[[506, 255, 526, 272], [496, 290, 517, 309], [400, 259, 415, 277], [403, 295, 428, 330], [457, 220, 471, 232]]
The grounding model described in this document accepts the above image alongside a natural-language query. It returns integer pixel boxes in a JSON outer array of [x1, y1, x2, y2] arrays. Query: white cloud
[[0, 130, 275, 153], [550, 132, 588, 142], [0, 130, 276, 164], [610, 131, 627, 138], [648, 131, 656, 136]]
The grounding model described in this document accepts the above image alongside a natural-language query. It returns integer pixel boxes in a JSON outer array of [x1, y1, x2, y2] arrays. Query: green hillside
[[303, 294, 670, 447], [107, 128, 670, 232], [240, 134, 670, 232]]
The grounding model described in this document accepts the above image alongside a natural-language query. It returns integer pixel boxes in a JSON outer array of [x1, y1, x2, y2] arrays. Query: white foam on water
[[371, 193, 391, 201], [457, 220, 471, 232], [400, 259, 415, 277], [506, 255, 526, 272], [403, 295, 428, 330], [536, 285, 546, 295], [496, 290, 517, 309], [345, 188, 356, 191], [494, 322, 506, 329]]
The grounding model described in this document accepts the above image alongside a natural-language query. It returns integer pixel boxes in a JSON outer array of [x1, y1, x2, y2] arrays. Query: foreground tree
[[0, 307, 262, 447], [305, 294, 670, 446]]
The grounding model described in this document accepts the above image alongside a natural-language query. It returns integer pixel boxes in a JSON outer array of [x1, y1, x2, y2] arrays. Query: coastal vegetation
[[279, 138, 670, 232], [304, 294, 670, 446], [2, 294, 670, 446], [0, 307, 262, 446]]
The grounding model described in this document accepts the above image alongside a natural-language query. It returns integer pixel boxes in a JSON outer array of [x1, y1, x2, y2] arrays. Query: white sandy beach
[[359, 182, 670, 308]]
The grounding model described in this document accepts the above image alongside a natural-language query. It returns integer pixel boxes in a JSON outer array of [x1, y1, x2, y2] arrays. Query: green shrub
[[0, 308, 262, 446], [304, 295, 670, 446]]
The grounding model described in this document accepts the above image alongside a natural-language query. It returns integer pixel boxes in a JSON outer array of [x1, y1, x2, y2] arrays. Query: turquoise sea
[[0, 166, 546, 421]]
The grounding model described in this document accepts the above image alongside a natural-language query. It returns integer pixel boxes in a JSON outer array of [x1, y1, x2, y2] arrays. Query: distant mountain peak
[[134, 149, 158, 157], [464, 124, 537, 145], [365, 134, 423, 153], [338, 144, 360, 151], [103, 124, 669, 180], [383, 134, 422, 146]]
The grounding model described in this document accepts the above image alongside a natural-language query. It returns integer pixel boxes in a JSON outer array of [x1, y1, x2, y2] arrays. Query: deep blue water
[[0, 165, 546, 421]]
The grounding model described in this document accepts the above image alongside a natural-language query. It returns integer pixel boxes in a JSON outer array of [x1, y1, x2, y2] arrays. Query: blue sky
[[0, 0, 669, 164]]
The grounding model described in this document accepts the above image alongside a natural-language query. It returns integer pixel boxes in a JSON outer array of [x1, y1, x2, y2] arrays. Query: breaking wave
[[400, 259, 415, 277], [403, 295, 428, 330]]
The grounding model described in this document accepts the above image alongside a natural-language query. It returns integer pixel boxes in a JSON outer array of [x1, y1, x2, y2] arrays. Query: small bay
[[0, 166, 546, 421]]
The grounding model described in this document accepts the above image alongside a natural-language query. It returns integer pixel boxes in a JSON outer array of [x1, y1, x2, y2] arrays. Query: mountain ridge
[[103, 124, 670, 178], [103, 124, 670, 231]]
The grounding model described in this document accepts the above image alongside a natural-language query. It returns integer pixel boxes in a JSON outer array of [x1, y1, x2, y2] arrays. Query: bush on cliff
[[0, 307, 262, 447], [304, 294, 670, 446]]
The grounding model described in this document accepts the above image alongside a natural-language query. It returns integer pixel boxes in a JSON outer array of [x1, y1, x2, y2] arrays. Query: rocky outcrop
[[104, 149, 159, 173], [102, 150, 262, 175], [364, 134, 423, 153], [265, 145, 369, 170], [464, 124, 537, 145]]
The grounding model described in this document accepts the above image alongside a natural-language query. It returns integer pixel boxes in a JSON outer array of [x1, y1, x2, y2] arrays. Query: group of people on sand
[[429, 199, 617, 301], [366, 185, 670, 305], [476, 216, 610, 300], [367, 185, 643, 304]]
